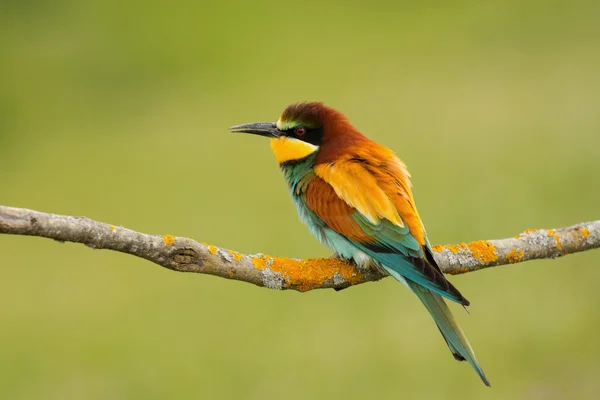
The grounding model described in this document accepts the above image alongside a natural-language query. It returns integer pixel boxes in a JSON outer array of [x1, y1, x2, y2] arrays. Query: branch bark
[[1, 205, 598, 292]]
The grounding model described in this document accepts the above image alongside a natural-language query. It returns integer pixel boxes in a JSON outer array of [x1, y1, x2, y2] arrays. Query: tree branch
[[1, 205, 598, 292]]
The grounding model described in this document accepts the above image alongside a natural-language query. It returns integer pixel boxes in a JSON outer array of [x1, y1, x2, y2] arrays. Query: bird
[[230, 102, 490, 386]]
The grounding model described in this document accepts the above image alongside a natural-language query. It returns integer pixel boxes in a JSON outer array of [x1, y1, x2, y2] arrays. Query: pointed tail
[[406, 280, 491, 387]]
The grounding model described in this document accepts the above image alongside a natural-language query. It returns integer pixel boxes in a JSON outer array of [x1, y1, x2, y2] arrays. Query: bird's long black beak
[[229, 122, 281, 138]]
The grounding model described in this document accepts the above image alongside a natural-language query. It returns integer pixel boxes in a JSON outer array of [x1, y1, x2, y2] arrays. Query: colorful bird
[[230, 102, 490, 386]]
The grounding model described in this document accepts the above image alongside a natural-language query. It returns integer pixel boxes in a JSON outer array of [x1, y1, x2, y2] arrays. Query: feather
[[405, 280, 490, 387]]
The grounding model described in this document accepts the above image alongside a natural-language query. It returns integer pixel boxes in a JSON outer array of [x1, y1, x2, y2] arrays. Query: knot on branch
[[170, 248, 203, 271]]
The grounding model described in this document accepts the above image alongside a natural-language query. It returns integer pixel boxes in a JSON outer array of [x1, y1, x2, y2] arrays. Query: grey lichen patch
[[452, 251, 479, 268], [332, 272, 345, 286], [262, 268, 284, 290], [583, 224, 599, 243], [217, 248, 235, 263], [523, 230, 550, 247], [437, 248, 472, 268]]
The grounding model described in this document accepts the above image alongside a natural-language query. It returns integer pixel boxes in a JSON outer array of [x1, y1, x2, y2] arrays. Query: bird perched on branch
[[230, 102, 490, 386]]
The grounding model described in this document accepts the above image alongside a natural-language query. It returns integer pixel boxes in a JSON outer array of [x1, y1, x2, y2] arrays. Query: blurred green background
[[1, 0, 600, 399]]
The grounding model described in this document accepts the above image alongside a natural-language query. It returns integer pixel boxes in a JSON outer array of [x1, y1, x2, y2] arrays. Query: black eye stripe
[[283, 126, 323, 146]]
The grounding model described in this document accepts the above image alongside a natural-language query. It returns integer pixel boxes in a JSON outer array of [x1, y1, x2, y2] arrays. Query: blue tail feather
[[405, 279, 491, 386]]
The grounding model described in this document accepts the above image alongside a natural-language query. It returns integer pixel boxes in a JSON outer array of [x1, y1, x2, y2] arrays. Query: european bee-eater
[[230, 102, 490, 386]]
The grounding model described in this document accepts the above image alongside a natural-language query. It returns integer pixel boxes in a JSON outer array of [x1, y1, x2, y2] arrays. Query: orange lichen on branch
[[506, 248, 524, 264], [581, 227, 590, 238], [432, 244, 461, 254], [162, 235, 175, 246], [251, 255, 362, 292], [467, 240, 499, 264], [207, 245, 218, 255], [449, 267, 471, 275], [547, 230, 562, 250], [432, 241, 498, 264], [228, 250, 243, 262], [515, 228, 538, 238], [110, 225, 116, 232]]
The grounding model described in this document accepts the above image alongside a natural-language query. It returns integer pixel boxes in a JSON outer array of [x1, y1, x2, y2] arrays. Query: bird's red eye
[[295, 127, 306, 136]]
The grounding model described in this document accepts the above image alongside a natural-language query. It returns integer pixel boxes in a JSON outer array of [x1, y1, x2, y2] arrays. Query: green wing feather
[[352, 212, 468, 305]]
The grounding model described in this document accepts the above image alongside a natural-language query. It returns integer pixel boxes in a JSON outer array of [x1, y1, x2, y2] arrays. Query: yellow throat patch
[[270, 137, 319, 164]]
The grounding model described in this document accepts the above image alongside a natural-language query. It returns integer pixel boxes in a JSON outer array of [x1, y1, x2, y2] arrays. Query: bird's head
[[230, 102, 366, 164]]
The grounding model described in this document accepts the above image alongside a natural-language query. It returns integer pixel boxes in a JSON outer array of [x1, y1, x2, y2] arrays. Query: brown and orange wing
[[307, 147, 467, 305], [313, 147, 426, 245], [304, 176, 374, 243]]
